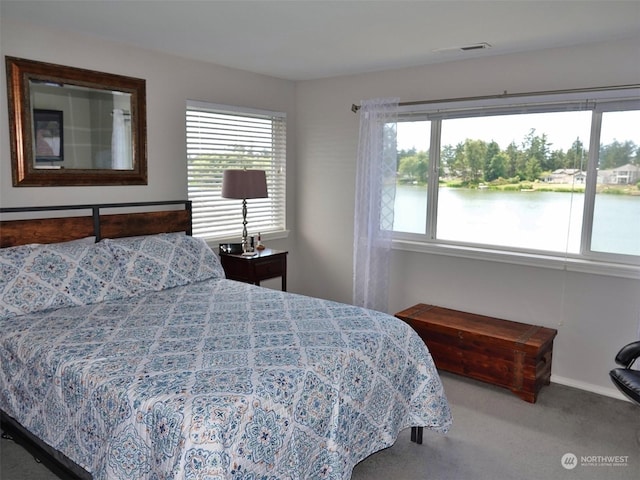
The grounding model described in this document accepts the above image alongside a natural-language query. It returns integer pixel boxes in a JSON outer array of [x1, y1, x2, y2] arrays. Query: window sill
[[392, 240, 640, 280]]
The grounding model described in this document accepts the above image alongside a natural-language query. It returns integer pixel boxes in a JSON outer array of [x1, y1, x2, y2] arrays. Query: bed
[[0, 201, 451, 480]]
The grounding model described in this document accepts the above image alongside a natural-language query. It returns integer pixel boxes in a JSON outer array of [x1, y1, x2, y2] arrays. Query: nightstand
[[219, 248, 288, 291]]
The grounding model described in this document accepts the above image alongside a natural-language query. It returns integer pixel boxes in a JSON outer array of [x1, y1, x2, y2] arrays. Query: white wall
[[0, 19, 296, 236], [295, 36, 640, 399]]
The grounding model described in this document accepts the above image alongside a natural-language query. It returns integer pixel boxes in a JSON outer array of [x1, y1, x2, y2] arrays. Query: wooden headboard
[[0, 200, 192, 248]]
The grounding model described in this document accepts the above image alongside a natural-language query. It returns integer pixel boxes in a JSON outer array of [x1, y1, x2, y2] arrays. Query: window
[[186, 101, 286, 240], [391, 88, 640, 273], [591, 110, 640, 258]]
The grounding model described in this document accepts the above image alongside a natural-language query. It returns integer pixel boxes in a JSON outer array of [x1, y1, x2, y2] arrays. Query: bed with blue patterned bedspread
[[0, 232, 451, 479]]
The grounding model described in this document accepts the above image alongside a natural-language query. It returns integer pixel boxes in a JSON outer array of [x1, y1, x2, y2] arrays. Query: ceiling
[[2, 0, 640, 81]]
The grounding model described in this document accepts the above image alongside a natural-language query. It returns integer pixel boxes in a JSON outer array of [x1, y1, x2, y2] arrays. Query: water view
[[393, 184, 640, 256]]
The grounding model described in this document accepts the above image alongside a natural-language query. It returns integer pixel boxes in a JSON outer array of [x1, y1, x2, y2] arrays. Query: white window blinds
[[186, 101, 286, 240]]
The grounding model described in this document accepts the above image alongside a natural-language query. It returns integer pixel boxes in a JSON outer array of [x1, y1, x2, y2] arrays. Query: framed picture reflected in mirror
[[34, 109, 63, 164]]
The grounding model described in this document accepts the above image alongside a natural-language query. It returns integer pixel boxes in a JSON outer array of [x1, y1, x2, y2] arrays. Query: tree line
[[398, 129, 640, 185]]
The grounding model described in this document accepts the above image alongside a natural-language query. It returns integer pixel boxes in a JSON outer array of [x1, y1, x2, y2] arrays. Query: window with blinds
[[186, 101, 286, 240]]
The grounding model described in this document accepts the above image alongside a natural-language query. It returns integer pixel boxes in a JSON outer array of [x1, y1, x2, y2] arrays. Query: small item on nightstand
[[219, 243, 243, 254], [256, 232, 265, 250], [250, 235, 255, 251]]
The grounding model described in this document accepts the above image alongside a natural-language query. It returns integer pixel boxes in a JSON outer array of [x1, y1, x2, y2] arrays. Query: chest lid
[[397, 304, 557, 353]]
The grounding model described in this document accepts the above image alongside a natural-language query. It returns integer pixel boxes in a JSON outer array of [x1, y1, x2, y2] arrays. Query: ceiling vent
[[433, 42, 492, 54], [460, 42, 492, 51]]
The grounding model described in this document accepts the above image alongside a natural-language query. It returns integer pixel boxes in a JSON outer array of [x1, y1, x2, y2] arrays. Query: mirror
[[5, 56, 147, 186]]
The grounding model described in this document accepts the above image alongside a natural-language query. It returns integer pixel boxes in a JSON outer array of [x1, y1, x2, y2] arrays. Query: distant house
[[545, 168, 585, 184], [548, 165, 640, 185], [597, 170, 613, 184], [602, 163, 640, 185], [574, 172, 587, 184]]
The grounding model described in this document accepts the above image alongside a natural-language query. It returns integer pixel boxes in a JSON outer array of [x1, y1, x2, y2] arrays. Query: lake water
[[393, 184, 640, 256]]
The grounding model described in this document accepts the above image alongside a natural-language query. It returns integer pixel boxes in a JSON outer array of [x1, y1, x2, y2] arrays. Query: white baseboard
[[551, 374, 630, 403]]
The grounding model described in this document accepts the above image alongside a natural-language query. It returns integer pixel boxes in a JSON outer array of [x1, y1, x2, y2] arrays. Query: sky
[[397, 110, 639, 153]]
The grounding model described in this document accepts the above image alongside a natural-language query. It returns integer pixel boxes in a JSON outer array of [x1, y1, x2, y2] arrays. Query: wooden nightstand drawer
[[254, 257, 285, 278], [219, 248, 288, 291]]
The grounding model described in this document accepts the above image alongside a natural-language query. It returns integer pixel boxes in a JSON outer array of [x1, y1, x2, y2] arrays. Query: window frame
[[186, 100, 287, 242], [391, 88, 640, 279]]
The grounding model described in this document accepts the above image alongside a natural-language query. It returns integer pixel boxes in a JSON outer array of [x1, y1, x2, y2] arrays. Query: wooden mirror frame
[[5, 56, 147, 186]]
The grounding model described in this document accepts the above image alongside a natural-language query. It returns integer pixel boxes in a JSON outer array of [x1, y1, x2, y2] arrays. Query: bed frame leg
[[410, 426, 423, 444]]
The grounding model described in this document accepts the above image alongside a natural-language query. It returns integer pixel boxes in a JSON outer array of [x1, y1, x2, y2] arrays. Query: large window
[[186, 101, 286, 240], [392, 89, 640, 272]]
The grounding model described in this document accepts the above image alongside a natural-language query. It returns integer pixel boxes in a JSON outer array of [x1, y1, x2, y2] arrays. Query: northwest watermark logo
[[561, 453, 578, 470], [562, 453, 629, 469]]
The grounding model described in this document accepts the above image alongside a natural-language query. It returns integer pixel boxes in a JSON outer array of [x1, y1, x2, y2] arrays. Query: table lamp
[[221, 169, 268, 253]]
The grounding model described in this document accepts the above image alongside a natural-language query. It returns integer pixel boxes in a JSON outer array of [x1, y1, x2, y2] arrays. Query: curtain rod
[[350, 84, 640, 113]]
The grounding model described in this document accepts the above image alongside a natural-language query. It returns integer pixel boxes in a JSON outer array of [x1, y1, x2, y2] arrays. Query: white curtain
[[353, 98, 399, 312], [111, 109, 130, 169]]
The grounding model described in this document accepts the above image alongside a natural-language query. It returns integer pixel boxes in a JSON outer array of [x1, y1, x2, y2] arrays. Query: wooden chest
[[395, 304, 557, 403]]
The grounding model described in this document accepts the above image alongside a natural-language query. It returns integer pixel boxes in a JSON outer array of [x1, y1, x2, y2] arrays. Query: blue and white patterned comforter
[[0, 278, 451, 479]]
